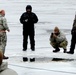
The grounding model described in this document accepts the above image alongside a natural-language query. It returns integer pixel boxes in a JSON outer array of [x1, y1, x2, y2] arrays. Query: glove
[[25, 19, 28, 22]]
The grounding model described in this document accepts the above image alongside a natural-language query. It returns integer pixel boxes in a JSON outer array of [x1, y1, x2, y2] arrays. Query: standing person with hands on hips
[[20, 5, 38, 51], [0, 10, 10, 59]]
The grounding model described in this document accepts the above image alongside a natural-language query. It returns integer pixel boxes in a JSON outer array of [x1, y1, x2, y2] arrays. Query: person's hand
[[53, 34, 57, 38], [25, 19, 28, 22], [7, 30, 10, 32]]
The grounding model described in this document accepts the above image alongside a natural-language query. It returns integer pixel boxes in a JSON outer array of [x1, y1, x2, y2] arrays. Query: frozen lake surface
[[1, 0, 76, 75]]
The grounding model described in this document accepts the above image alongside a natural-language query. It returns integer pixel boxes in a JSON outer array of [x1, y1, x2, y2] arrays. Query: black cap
[[26, 5, 32, 10]]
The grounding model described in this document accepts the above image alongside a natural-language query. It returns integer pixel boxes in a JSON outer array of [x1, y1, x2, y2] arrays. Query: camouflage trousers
[[50, 40, 68, 49], [0, 32, 7, 54]]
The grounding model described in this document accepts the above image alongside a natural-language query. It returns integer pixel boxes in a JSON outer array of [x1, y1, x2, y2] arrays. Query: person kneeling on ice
[[0, 50, 18, 75], [50, 26, 68, 53]]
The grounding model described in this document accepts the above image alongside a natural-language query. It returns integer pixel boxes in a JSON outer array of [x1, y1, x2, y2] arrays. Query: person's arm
[[33, 13, 38, 23], [20, 13, 25, 24], [56, 32, 66, 42], [20, 13, 28, 24], [2, 17, 10, 32]]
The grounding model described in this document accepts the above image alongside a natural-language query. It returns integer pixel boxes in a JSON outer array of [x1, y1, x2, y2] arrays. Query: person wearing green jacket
[[0, 10, 10, 59]]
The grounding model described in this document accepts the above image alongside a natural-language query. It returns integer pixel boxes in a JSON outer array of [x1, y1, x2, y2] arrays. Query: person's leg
[[51, 42, 60, 52], [29, 33, 35, 51], [2, 34, 7, 55], [23, 34, 28, 51], [67, 35, 76, 54], [0, 32, 8, 59], [0, 36, 3, 53], [60, 41, 68, 53]]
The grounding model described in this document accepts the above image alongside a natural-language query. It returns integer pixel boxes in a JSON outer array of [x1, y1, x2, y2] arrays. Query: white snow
[[1, 0, 76, 75]]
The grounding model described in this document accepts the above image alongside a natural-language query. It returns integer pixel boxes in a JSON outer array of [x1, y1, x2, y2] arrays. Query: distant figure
[[20, 5, 38, 51], [50, 27, 68, 53], [67, 15, 76, 54], [0, 10, 10, 59], [0, 50, 18, 75]]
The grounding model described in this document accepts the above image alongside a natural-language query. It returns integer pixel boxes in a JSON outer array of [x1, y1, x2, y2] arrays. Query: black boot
[[23, 48, 27, 51], [31, 47, 35, 51], [67, 51, 74, 54], [3, 55, 9, 59], [53, 47, 60, 52], [63, 49, 67, 53]]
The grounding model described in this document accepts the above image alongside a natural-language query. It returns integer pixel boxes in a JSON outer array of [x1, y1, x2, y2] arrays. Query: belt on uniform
[[0, 30, 6, 32]]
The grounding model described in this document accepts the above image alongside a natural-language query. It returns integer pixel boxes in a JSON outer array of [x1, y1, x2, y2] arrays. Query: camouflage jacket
[[0, 15, 9, 31], [50, 31, 67, 43]]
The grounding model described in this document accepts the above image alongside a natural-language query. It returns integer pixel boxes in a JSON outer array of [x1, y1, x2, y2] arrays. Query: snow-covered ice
[[1, 0, 76, 75]]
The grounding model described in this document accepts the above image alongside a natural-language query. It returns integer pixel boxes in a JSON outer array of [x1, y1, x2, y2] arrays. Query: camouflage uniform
[[50, 31, 68, 50], [0, 15, 9, 54]]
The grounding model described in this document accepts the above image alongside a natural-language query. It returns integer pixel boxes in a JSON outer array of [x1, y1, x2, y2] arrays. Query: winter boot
[[23, 48, 27, 51], [3, 55, 9, 59], [53, 47, 60, 52], [63, 49, 67, 53], [67, 51, 74, 54], [31, 47, 35, 51]]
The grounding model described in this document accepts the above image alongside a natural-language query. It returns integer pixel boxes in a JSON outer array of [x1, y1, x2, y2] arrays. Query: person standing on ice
[[67, 14, 76, 54], [50, 27, 68, 53], [0, 10, 10, 59], [20, 5, 38, 51], [0, 50, 18, 75]]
